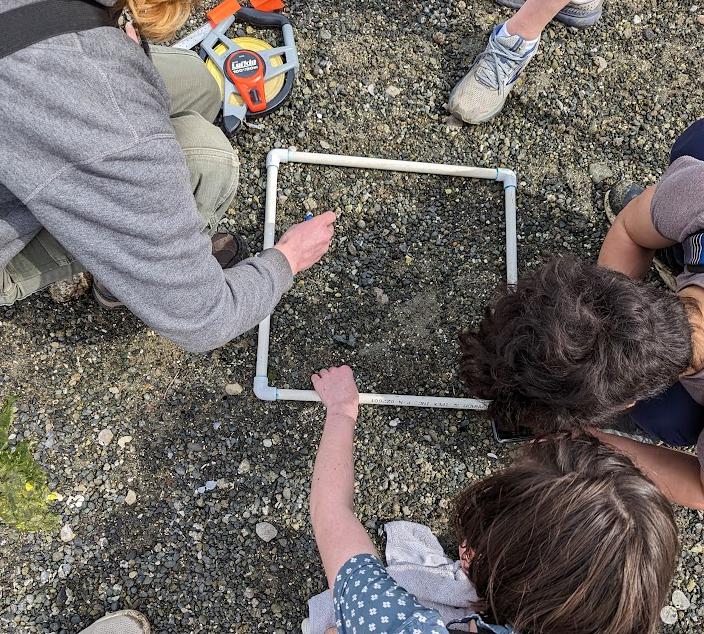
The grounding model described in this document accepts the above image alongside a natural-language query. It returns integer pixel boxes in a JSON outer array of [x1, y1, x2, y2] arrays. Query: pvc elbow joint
[[253, 376, 277, 401], [497, 168, 517, 189], [266, 148, 292, 168]]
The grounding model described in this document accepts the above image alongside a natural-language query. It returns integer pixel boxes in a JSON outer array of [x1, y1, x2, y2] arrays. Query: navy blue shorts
[[630, 382, 704, 446], [671, 118, 704, 163], [629, 118, 704, 446]]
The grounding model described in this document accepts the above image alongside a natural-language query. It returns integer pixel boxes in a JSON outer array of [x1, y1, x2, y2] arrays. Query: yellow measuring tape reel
[[205, 37, 286, 107]]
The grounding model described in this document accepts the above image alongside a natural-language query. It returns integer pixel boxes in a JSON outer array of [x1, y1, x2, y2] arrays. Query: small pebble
[[589, 162, 613, 184], [255, 522, 278, 543], [97, 428, 114, 447], [238, 459, 251, 475], [385, 85, 401, 98], [60, 524, 75, 542], [389, 418, 401, 428], [672, 589, 690, 610], [593, 56, 608, 73], [660, 605, 678, 625], [124, 490, 137, 506], [225, 383, 243, 396], [117, 435, 132, 449]]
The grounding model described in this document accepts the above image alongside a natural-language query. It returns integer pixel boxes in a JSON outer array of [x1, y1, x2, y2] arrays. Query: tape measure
[[173, 3, 298, 136]]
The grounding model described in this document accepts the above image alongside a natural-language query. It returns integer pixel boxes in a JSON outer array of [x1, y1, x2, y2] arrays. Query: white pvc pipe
[[503, 178, 518, 285], [276, 387, 489, 410], [253, 149, 517, 410], [287, 150, 500, 181], [254, 160, 280, 383]]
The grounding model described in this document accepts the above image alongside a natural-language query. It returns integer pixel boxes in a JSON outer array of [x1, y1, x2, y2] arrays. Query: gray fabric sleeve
[[26, 134, 292, 352], [651, 156, 704, 242]]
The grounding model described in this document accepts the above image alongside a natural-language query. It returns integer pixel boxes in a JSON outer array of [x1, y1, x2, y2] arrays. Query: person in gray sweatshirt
[[0, 0, 336, 353]]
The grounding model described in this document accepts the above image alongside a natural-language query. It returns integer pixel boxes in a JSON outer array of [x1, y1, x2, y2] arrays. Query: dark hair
[[454, 433, 678, 634], [459, 257, 693, 431]]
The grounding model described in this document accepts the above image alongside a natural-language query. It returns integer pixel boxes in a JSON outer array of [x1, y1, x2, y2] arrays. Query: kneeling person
[[460, 118, 704, 508], [308, 366, 677, 634]]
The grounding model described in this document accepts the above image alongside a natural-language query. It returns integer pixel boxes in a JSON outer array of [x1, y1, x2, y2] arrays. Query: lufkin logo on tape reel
[[224, 50, 268, 113], [172, 0, 299, 136]]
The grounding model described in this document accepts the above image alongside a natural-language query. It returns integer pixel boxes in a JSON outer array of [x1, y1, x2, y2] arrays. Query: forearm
[[598, 217, 655, 279], [594, 430, 704, 510], [311, 414, 357, 514], [310, 413, 379, 588]]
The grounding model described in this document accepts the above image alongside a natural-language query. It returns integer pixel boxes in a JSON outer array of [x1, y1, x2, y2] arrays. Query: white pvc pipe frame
[[253, 148, 518, 410]]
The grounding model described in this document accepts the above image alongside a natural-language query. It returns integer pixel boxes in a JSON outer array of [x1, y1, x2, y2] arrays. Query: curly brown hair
[[454, 432, 678, 634], [459, 257, 693, 431]]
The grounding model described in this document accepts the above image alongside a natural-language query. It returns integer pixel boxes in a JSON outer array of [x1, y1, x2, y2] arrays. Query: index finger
[[315, 210, 337, 225]]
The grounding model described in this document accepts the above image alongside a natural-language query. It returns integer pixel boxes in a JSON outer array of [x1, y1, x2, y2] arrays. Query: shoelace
[[474, 32, 534, 95]]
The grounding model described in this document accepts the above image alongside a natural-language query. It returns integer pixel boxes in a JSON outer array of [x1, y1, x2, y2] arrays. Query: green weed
[[0, 397, 60, 532]]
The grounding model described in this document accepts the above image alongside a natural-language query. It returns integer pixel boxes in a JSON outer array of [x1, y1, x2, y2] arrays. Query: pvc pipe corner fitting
[[253, 376, 277, 401], [266, 148, 291, 168], [496, 168, 517, 189]]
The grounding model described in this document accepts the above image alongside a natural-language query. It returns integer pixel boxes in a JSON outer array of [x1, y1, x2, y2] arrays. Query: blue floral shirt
[[333, 553, 450, 633]]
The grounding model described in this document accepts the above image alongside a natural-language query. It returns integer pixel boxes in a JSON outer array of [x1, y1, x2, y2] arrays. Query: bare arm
[[310, 366, 379, 589], [592, 429, 704, 510], [598, 186, 675, 279]]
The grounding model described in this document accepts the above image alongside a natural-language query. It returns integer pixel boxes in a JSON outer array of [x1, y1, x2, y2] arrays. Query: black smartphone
[[491, 418, 534, 444]]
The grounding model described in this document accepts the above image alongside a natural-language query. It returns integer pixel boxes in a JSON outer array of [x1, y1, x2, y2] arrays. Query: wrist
[[273, 243, 298, 275], [325, 410, 358, 425]]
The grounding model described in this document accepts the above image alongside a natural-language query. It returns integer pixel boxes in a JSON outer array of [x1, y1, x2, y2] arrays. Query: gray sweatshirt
[[0, 0, 292, 352]]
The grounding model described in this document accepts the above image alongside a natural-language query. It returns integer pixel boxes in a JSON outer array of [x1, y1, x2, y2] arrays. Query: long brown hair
[[454, 433, 678, 634], [120, 0, 197, 41]]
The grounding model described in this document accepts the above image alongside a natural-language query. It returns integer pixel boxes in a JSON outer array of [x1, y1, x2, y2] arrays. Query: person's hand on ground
[[312, 365, 359, 420], [274, 211, 336, 275]]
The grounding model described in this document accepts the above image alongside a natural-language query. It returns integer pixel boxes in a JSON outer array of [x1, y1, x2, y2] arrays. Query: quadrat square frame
[[253, 148, 518, 410]]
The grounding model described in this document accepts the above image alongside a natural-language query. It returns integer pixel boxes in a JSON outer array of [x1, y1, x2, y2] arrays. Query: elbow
[[165, 324, 233, 354]]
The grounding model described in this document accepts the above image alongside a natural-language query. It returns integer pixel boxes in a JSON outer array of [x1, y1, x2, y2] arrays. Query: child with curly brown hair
[[459, 120, 704, 509]]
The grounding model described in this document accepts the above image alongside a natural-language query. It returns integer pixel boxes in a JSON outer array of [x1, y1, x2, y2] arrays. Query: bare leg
[[506, 0, 572, 40]]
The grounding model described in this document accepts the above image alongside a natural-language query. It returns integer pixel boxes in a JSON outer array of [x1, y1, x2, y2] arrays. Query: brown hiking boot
[[211, 231, 250, 269], [92, 280, 124, 310]]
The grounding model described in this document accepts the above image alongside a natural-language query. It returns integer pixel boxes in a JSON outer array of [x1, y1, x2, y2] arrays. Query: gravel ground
[[3, 0, 704, 632]]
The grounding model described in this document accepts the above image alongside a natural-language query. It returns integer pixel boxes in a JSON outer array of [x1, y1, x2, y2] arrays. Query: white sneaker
[[449, 25, 539, 124], [78, 610, 151, 634]]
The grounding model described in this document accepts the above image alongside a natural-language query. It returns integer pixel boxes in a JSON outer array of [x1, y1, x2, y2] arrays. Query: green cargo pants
[[0, 45, 238, 305]]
